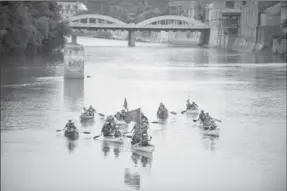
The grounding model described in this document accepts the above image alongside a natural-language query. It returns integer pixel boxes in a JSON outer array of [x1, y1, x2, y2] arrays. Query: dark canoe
[[157, 110, 169, 120], [64, 130, 79, 140]]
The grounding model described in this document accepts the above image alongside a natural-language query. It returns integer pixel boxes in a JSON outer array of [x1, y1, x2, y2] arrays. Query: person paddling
[[120, 109, 127, 120], [63, 120, 78, 132], [102, 115, 117, 137], [186, 99, 192, 110], [191, 101, 198, 109], [88, 105, 95, 116], [199, 110, 206, 123], [131, 112, 150, 146], [157, 103, 167, 113]]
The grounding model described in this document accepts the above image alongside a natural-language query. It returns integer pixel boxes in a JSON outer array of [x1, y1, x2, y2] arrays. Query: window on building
[[225, 1, 235, 9]]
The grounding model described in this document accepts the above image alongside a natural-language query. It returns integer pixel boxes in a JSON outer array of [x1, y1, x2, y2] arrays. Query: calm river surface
[[1, 37, 286, 191]]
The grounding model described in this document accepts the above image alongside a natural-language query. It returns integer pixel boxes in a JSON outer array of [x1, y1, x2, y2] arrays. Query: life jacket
[[102, 123, 112, 136], [114, 130, 122, 137], [131, 134, 141, 145], [199, 113, 205, 121]]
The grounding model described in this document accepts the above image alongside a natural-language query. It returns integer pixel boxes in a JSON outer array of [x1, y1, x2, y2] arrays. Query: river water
[[1, 37, 286, 191]]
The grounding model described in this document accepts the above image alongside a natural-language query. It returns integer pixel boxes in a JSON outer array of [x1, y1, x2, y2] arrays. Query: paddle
[[82, 132, 91, 134], [56, 129, 91, 134], [97, 113, 105, 117], [213, 118, 222, 123], [151, 121, 159, 124], [181, 110, 186, 114], [93, 132, 103, 139], [170, 111, 177, 115]]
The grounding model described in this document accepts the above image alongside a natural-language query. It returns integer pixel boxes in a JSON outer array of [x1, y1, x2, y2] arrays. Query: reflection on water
[[101, 141, 123, 159], [80, 119, 95, 128], [113, 146, 120, 158], [67, 140, 78, 154], [124, 168, 141, 191], [201, 135, 219, 151], [131, 151, 153, 168], [63, 79, 84, 111], [102, 141, 111, 157]]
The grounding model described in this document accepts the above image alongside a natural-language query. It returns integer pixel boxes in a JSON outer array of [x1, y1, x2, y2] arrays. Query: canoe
[[200, 121, 220, 136], [80, 113, 94, 120], [103, 135, 124, 144], [131, 143, 155, 153], [64, 130, 79, 140], [115, 120, 128, 128], [186, 108, 200, 121], [202, 128, 220, 137], [157, 110, 169, 120]]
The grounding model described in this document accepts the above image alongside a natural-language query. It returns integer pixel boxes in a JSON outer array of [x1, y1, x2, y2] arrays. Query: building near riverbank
[[58, 1, 88, 21], [205, 1, 242, 48], [168, 0, 202, 20], [205, 0, 285, 56]]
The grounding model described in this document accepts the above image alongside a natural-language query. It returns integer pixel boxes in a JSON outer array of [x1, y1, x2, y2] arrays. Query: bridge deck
[[69, 23, 210, 31]]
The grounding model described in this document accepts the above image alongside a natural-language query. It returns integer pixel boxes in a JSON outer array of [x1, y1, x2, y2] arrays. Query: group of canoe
[[59, 97, 221, 153], [183, 99, 221, 136]]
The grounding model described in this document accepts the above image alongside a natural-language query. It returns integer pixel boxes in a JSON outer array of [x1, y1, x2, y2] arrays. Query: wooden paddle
[[170, 111, 177, 115], [151, 121, 159, 124], [81, 132, 91, 134], [97, 113, 105, 117], [93, 134, 102, 139], [213, 118, 222, 123], [181, 110, 186, 114], [56, 130, 91, 134]]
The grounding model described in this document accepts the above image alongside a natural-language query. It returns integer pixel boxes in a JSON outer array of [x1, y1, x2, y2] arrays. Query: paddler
[[203, 112, 215, 130], [131, 112, 149, 145], [102, 115, 117, 137], [63, 120, 78, 132], [157, 103, 167, 113], [120, 109, 127, 120], [186, 99, 192, 110], [114, 112, 122, 121], [191, 101, 198, 109], [140, 133, 150, 146], [209, 120, 217, 131], [199, 110, 206, 123], [88, 105, 95, 116], [131, 134, 142, 145]]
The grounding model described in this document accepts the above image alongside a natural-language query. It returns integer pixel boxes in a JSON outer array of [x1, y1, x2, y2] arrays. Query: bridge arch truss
[[137, 15, 209, 28], [70, 14, 127, 25]]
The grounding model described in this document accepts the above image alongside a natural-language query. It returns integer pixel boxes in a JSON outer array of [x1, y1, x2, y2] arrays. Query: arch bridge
[[69, 14, 210, 47]]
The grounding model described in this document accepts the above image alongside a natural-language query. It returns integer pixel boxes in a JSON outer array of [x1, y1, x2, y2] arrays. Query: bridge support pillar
[[128, 30, 136, 47], [199, 29, 210, 46], [64, 44, 85, 79], [71, 34, 77, 45]]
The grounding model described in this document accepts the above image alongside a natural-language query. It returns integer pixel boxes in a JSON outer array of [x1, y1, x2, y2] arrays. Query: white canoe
[[115, 120, 128, 128], [202, 128, 220, 137], [186, 108, 200, 120], [80, 114, 94, 120], [103, 136, 124, 144], [131, 143, 155, 153]]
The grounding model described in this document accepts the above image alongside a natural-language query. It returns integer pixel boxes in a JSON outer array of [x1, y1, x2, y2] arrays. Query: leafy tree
[[0, 1, 71, 56]]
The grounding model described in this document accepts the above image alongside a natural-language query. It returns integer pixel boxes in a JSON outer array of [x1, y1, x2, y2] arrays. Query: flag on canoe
[[123, 97, 128, 111], [125, 108, 140, 124]]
